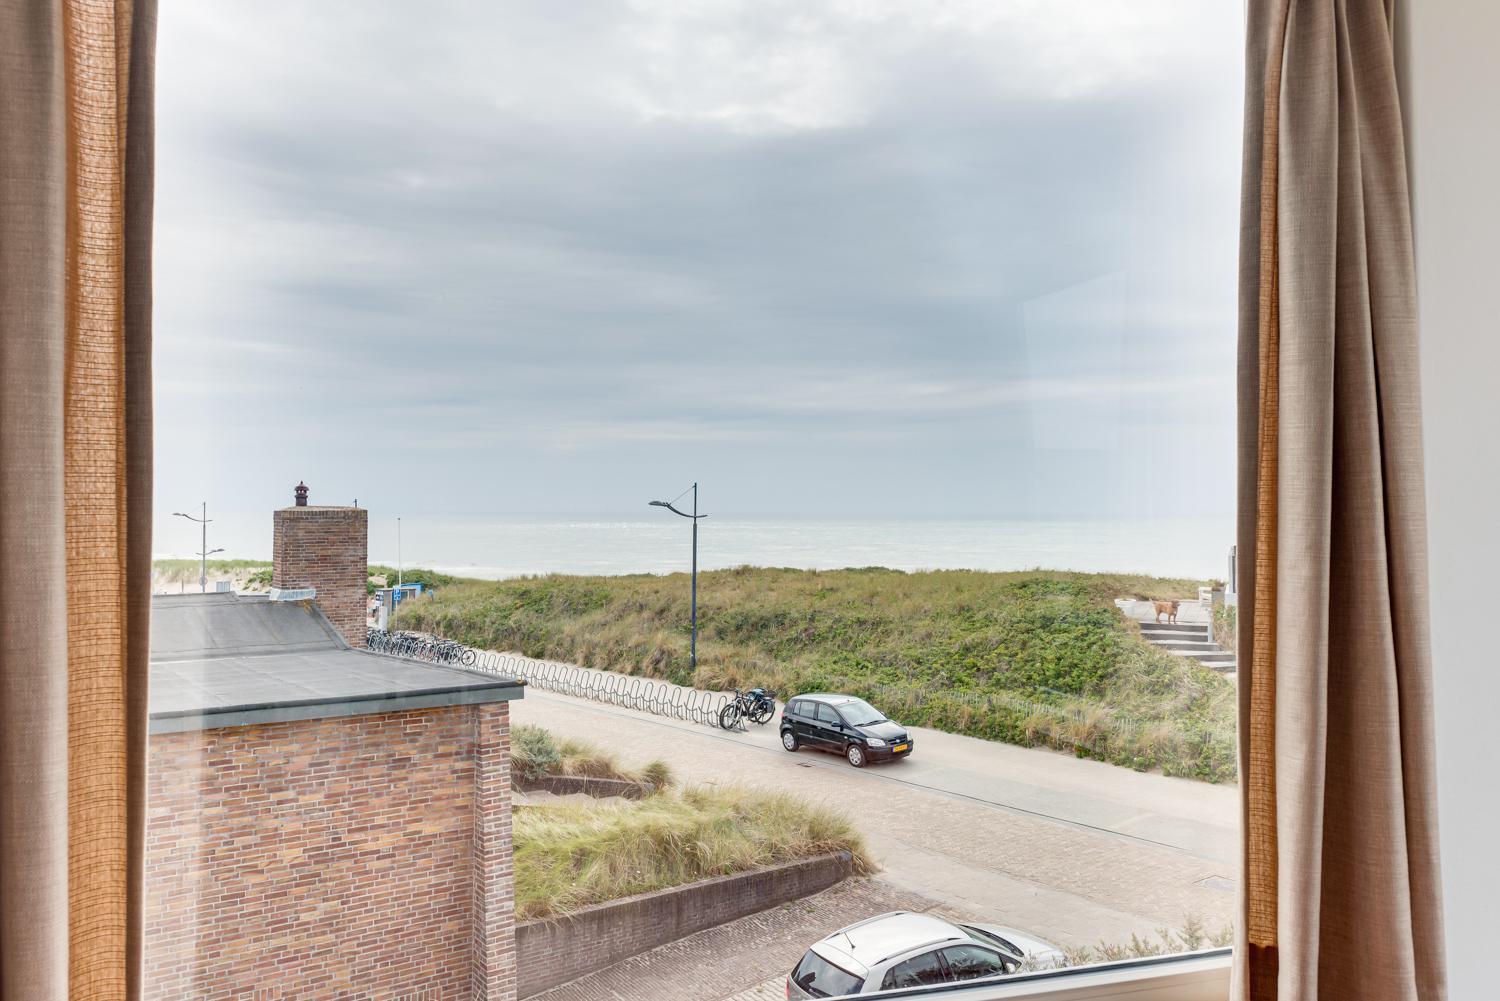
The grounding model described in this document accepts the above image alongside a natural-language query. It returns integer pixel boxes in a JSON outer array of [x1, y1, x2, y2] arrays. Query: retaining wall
[[516, 850, 854, 997], [516, 774, 652, 800]]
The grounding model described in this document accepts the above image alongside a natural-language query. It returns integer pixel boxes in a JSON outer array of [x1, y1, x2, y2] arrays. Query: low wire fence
[[367, 629, 735, 730]]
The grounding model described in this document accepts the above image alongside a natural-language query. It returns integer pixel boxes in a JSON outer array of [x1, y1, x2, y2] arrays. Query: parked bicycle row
[[366, 628, 477, 666]]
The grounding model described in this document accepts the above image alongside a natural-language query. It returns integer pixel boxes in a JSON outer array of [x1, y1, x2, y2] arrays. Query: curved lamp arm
[[648, 500, 706, 520]]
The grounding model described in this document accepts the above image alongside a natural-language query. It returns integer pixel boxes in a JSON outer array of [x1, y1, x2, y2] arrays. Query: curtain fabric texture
[[0, 2, 155, 999], [1236, 2, 1445, 999]]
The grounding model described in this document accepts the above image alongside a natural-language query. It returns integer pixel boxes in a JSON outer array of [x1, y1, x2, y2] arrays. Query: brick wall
[[515, 851, 854, 998], [145, 704, 515, 1001], [470, 704, 517, 1000], [272, 505, 368, 647]]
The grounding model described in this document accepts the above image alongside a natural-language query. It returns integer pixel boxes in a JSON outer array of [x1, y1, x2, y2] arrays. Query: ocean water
[[157, 512, 1234, 582], [357, 514, 1235, 582], [157, 513, 1234, 582]]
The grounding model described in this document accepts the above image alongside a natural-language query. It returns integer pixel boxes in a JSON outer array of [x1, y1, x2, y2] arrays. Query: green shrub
[[511, 724, 561, 782], [513, 725, 676, 789]]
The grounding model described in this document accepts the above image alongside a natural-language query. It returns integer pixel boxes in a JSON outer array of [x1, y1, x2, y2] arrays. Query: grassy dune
[[514, 784, 873, 919], [152, 558, 270, 576], [398, 567, 1237, 782]]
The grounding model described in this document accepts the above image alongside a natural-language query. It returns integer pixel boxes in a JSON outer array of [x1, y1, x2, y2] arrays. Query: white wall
[[1397, 4, 1500, 999]]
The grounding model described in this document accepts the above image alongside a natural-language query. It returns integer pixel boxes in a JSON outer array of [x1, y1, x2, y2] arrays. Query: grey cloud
[[152, 0, 1243, 531]]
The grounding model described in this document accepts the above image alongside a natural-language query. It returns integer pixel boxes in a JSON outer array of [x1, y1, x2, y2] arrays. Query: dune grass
[[512, 724, 673, 789], [514, 784, 873, 920], [152, 558, 270, 576], [398, 566, 1238, 782], [152, 559, 272, 590]]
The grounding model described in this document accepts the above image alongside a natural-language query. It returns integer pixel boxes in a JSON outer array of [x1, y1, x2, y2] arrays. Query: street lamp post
[[173, 502, 225, 593], [394, 516, 403, 629], [649, 484, 706, 670]]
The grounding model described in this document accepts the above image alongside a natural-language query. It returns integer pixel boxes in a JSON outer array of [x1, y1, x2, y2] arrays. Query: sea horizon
[[153, 512, 1236, 583]]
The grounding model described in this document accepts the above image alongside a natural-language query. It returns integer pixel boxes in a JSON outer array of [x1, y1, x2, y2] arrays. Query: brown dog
[[1153, 600, 1180, 624]]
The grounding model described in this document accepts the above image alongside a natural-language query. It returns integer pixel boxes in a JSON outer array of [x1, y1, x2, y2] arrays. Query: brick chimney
[[272, 482, 368, 648]]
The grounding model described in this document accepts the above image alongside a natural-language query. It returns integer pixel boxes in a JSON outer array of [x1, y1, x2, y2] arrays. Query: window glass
[[940, 944, 1011, 981], [792, 951, 864, 998], [963, 925, 1023, 960], [835, 699, 886, 726], [152, 1, 1242, 996], [881, 950, 950, 990]]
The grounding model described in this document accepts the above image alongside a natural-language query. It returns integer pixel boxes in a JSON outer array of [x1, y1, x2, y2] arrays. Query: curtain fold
[[1236, 2, 1446, 1000], [0, 2, 156, 999]]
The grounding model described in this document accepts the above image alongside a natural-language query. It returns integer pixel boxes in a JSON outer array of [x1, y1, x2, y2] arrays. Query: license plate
[[893, 743, 909, 753]]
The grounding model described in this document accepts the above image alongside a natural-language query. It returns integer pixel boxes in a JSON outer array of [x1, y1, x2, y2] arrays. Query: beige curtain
[[0, 2, 155, 999], [1236, 2, 1445, 999]]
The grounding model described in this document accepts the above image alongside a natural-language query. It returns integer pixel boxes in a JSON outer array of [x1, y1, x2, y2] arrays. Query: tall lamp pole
[[394, 516, 403, 629], [173, 502, 224, 593], [649, 483, 706, 670]]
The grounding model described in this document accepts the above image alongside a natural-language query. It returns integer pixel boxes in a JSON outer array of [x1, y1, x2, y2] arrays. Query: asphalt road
[[512, 685, 1238, 949]]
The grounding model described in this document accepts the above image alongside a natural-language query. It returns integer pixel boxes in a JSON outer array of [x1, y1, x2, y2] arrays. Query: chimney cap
[[294, 481, 309, 507]]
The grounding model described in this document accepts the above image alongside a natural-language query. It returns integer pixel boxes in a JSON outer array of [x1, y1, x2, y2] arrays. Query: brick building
[[271, 482, 368, 647], [145, 502, 523, 1000]]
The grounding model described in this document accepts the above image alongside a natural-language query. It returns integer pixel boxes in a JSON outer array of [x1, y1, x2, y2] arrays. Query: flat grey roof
[[149, 593, 522, 734]]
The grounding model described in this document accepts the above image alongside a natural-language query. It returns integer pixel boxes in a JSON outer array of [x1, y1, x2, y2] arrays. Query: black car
[[780, 694, 912, 767]]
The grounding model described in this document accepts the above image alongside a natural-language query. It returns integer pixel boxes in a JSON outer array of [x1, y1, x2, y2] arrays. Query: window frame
[[791, 948, 865, 998], [881, 947, 953, 991], [937, 942, 1013, 982], [857, 947, 1229, 999]]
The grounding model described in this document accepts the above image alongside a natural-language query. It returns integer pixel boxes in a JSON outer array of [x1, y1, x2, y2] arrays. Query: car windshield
[[962, 925, 1023, 959], [792, 950, 864, 998], [837, 700, 886, 726]]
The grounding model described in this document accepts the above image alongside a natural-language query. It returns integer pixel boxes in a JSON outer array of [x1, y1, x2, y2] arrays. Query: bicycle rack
[[366, 629, 740, 731]]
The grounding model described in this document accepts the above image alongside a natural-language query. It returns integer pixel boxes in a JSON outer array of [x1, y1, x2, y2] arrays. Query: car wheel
[[782, 730, 799, 751], [846, 744, 866, 768]]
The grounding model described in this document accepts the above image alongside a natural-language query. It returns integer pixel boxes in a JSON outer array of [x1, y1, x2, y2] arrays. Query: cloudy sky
[[153, 0, 1244, 550]]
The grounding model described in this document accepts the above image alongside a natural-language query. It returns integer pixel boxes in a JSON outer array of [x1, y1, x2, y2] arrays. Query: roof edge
[[149, 680, 526, 735]]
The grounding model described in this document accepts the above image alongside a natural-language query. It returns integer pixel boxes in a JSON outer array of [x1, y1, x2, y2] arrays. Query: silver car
[[786, 911, 1064, 998]]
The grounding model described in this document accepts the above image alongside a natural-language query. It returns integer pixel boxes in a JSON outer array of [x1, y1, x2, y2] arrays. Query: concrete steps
[[1145, 638, 1228, 651], [1138, 626, 1207, 640], [1179, 650, 1237, 666], [1138, 618, 1237, 673]]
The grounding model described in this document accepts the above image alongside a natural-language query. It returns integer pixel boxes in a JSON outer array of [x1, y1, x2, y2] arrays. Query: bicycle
[[719, 687, 776, 729]]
